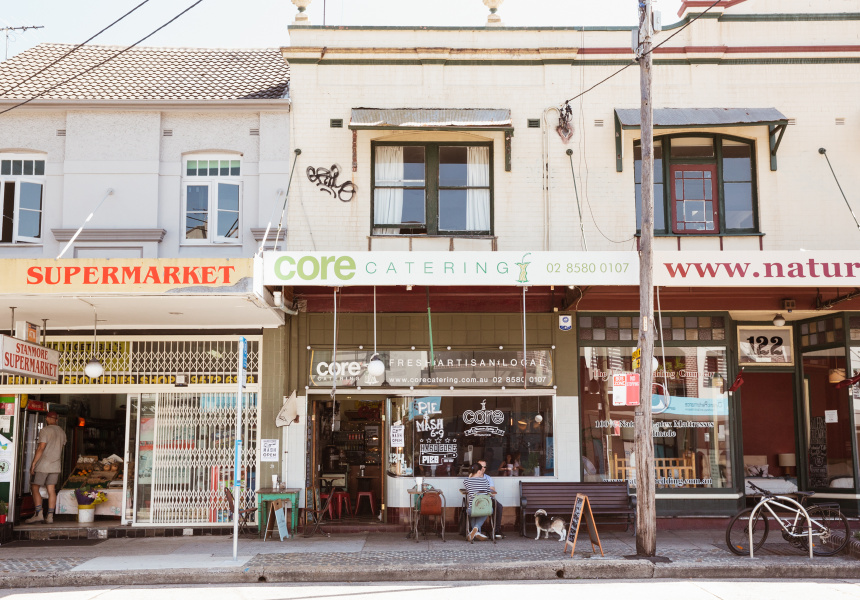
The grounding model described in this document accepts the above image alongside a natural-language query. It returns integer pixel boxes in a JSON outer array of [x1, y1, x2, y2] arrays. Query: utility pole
[[635, 0, 657, 557], [1, 25, 44, 60]]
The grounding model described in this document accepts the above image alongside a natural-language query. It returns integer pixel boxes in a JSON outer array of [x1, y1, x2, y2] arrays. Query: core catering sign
[[0, 258, 251, 294], [0, 335, 59, 382], [261, 251, 639, 287]]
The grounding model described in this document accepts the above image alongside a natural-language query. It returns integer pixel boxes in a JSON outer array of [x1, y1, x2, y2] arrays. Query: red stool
[[355, 491, 376, 517], [331, 491, 352, 519]]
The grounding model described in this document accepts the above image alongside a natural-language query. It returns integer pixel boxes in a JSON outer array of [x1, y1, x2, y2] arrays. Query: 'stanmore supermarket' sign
[[259, 251, 860, 287], [0, 335, 59, 382]]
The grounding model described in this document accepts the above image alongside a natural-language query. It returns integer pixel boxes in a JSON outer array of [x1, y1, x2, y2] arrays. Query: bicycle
[[726, 481, 850, 557]]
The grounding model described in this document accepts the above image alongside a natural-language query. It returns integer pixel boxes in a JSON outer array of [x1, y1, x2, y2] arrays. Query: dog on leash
[[534, 509, 566, 541]]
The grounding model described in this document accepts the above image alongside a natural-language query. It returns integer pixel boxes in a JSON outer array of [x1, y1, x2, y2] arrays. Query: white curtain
[[374, 146, 404, 234], [466, 146, 490, 231]]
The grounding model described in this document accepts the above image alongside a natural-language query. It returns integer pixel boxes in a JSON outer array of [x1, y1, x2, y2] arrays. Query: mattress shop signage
[[262, 251, 639, 286], [309, 349, 554, 388]]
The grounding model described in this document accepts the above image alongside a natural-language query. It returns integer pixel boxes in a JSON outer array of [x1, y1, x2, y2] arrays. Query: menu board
[[808, 416, 828, 488], [564, 494, 603, 557]]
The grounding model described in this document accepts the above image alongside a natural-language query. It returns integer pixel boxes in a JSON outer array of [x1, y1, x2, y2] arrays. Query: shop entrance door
[[739, 372, 798, 491], [310, 395, 386, 523]]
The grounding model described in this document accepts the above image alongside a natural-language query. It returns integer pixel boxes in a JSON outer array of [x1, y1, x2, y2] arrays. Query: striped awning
[[349, 108, 512, 130], [614, 107, 787, 129]]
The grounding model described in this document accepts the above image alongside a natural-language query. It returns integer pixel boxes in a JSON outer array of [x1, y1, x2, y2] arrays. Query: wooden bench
[[519, 481, 635, 537]]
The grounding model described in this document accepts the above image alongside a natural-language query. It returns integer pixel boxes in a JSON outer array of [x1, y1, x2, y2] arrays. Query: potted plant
[[74, 485, 107, 523], [524, 453, 541, 477], [0, 500, 7, 524]]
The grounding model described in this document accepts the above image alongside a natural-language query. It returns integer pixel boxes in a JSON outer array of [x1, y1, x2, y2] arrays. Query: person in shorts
[[26, 411, 67, 524]]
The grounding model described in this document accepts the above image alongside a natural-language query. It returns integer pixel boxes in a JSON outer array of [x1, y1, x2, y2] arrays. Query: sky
[[0, 0, 684, 58]]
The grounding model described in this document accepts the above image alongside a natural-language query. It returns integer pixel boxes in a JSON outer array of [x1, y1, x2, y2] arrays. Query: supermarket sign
[[259, 251, 639, 286], [0, 335, 59, 382]]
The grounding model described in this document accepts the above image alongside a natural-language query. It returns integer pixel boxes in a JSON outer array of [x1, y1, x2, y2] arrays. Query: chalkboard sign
[[808, 416, 828, 487], [564, 494, 603, 557]]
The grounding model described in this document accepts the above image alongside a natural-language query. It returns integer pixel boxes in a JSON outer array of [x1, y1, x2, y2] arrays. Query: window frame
[[370, 141, 494, 236], [634, 133, 759, 236], [181, 154, 243, 245], [0, 154, 46, 244]]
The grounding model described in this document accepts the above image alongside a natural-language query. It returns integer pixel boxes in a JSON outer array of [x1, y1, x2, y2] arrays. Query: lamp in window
[[829, 368, 846, 384], [84, 305, 104, 379], [778, 453, 796, 476], [711, 373, 724, 392], [367, 286, 386, 378], [773, 313, 786, 327]]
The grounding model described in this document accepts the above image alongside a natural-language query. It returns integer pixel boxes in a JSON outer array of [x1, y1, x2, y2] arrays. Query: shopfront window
[[387, 396, 553, 478], [579, 346, 732, 489], [803, 348, 854, 489]]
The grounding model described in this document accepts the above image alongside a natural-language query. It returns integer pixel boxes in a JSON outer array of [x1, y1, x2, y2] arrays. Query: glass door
[[122, 394, 139, 525], [133, 393, 157, 523], [802, 348, 855, 489]]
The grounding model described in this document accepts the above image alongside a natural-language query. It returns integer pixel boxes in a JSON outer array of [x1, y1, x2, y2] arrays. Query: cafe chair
[[303, 487, 334, 538], [354, 490, 376, 517], [331, 490, 352, 519], [467, 493, 495, 544], [416, 490, 446, 542], [224, 487, 257, 536]]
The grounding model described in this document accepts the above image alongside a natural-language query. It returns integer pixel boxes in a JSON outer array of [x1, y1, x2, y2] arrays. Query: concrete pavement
[[1, 529, 858, 589]]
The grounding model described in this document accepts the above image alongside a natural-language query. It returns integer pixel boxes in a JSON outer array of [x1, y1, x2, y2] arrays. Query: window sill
[[634, 232, 765, 238], [179, 242, 243, 247], [0, 243, 44, 247]]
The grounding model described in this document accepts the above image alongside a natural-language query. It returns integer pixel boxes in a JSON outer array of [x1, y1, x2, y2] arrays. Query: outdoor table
[[256, 487, 300, 538]]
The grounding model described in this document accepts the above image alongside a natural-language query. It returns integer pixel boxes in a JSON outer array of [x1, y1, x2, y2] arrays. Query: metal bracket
[[769, 123, 787, 171]]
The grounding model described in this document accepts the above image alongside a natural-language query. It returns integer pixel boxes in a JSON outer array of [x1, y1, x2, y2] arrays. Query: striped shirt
[[463, 476, 492, 511]]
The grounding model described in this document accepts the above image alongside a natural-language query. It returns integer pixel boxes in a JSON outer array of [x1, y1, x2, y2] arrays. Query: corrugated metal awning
[[349, 108, 512, 130], [613, 107, 789, 172], [613, 107, 787, 129]]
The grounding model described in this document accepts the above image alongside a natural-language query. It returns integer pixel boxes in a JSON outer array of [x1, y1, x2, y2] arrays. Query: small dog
[[534, 509, 566, 541]]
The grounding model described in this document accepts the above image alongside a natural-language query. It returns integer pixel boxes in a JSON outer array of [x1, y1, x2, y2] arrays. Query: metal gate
[[138, 392, 258, 525]]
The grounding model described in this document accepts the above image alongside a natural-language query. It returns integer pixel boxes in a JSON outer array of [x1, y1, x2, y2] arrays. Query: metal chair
[[303, 486, 335, 538], [467, 493, 495, 544], [224, 487, 257, 536], [415, 490, 446, 542]]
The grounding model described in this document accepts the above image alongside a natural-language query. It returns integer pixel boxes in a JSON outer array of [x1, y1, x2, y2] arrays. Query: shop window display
[[387, 396, 553, 478], [579, 346, 732, 489]]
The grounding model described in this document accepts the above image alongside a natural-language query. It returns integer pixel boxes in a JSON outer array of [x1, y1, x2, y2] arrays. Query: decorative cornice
[[51, 229, 166, 242], [251, 228, 287, 243]]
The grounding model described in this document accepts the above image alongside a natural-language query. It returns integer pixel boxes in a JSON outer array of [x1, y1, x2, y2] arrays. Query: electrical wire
[[562, 0, 723, 106], [0, 0, 205, 116], [0, 0, 151, 97]]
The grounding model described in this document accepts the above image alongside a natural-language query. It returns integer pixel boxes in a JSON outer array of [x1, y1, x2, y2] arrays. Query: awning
[[613, 107, 789, 171], [350, 108, 514, 171], [349, 108, 512, 130]]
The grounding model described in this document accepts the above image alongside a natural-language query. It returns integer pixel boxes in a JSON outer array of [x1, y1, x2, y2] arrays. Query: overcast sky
[[0, 0, 684, 58]]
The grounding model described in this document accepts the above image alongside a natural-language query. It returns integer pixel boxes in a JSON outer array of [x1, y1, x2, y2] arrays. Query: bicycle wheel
[[797, 506, 850, 556], [726, 508, 769, 555]]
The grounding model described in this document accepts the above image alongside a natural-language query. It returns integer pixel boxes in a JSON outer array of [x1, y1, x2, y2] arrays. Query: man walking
[[25, 411, 66, 524], [477, 459, 504, 539]]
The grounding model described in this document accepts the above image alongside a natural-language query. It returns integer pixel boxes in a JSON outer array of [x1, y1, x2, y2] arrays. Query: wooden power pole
[[635, 0, 657, 557]]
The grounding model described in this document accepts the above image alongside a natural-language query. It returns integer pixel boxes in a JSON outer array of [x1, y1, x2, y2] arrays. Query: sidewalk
[[1, 529, 859, 589]]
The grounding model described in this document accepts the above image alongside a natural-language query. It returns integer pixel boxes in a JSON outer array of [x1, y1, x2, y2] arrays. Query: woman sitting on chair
[[463, 463, 492, 541]]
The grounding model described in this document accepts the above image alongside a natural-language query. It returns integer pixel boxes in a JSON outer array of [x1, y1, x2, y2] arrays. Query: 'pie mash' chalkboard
[[564, 494, 603, 557]]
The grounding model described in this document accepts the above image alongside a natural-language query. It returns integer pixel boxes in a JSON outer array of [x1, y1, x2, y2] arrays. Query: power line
[[0, 0, 204, 117], [1, 1, 150, 97], [562, 0, 723, 106]]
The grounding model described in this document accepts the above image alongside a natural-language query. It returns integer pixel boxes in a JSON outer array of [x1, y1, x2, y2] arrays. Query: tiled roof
[[0, 43, 289, 101]]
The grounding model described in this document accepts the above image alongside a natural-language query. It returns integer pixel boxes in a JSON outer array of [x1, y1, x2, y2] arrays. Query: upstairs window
[[0, 155, 45, 244], [182, 156, 242, 244], [635, 135, 757, 235], [372, 142, 492, 235]]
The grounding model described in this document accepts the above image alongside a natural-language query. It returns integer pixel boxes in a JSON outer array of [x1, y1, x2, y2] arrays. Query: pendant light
[[84, 306, 104, 379], [368, 286, 385, 377]]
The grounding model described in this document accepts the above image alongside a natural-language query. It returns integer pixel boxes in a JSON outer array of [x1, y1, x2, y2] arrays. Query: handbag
[[420, 491, 443, 516], [470, 493, 493, 517]]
